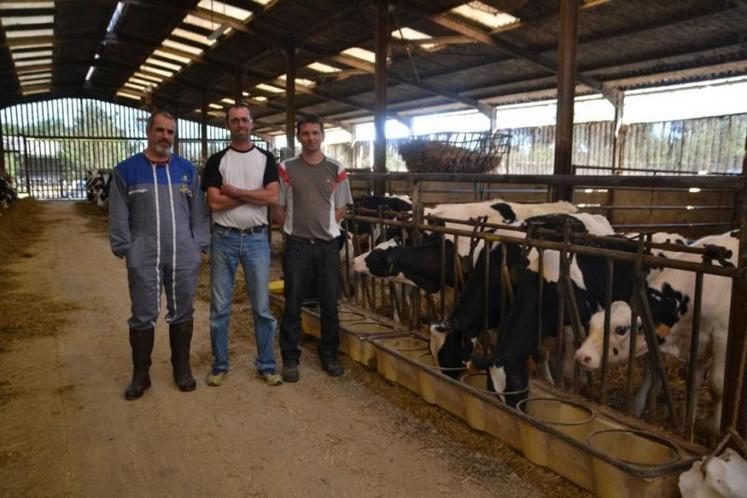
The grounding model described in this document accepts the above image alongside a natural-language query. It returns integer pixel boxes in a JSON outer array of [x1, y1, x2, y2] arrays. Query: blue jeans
[[210, 225, 277, 373], [280, 236, 340, 364]]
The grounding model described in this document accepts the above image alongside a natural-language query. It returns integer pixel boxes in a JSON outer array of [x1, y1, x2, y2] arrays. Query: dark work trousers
[[280, 236, 340, 365]]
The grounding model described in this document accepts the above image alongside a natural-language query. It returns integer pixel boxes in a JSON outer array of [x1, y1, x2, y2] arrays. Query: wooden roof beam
[[429, 14, 605, 95], [310, 50, 493, 117]]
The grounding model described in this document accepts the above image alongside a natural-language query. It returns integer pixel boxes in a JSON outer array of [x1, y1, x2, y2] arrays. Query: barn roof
[[1, 0, 746, 133]]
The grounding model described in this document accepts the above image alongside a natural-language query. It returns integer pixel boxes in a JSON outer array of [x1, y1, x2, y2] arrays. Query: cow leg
[[632, 360, 653, 417]]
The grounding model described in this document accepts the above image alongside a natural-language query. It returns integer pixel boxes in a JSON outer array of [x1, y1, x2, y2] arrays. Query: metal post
[[606, 91, 624, 223], [373, 0, 390, 196], [721, 171, 747, 438], [0, 118, 5, 176], [285, 42, 296, 155], [173, 105, 180, 156], [201, 88, 208, 165], [553, 0, 579, 202], [234, 69, 243, 103]]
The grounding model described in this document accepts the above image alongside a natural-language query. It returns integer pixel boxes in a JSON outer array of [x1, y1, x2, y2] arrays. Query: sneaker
[[281, 363, 299, 383], [321, 358, 344, 377], [258, 370, 283, 386], [206, 369, 227, 387]]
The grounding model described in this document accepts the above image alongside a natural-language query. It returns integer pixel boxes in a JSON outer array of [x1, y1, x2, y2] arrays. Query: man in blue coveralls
[[109, 110, 210, 400]]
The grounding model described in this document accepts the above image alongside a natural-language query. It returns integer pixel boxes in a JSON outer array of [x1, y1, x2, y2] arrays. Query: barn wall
[[345, 113, 746, 176]]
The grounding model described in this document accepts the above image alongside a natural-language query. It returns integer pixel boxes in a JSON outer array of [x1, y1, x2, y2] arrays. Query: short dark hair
[[296, 114, 324, 135], [146, 110, 176, 131], [226, 103, 252, 123]]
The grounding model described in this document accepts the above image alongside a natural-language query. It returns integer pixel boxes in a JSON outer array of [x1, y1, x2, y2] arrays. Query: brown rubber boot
[[124, 327, 154, 400]]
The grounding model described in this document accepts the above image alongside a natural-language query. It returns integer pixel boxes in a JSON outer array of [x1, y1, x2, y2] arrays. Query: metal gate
[[0, 97, 260, 200]]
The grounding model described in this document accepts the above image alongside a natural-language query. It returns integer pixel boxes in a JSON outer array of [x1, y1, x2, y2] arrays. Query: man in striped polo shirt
[[276, 114, 353, 382], [202, 103, 282, 386]]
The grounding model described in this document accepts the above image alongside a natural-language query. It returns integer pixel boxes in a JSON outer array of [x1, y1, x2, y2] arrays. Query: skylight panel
[[129, 77, 156, 87], [392, 27, 438, 50], [277, 74, 316, 88], [20, 79, 51, 87], [253, 95, 267, 103], [5, 28, 53, 38], [255, 83, 284, 94], [1, 15, 54, 26], [14, 58, 52, 67], [134, 71, 163, 83], [139, 65, 174, 78], [221, 97, 235, 105], [341, 47, 376, 64], [124, 82, 146, 91], [450, 1, 519, 30], [306, 62, 341, 74], [18, 72, 51, 81], [16, 66, 51, 75], [162, 38, 204, 56], [196, 0, 252, 22], [171, 27, 217, 46], [0, 2, 55, 9], [10, 49, 53, 60], [153, 49, 192, 64], [145, 57, 182, 72], [208, 103, 223, 110], [22, 87, 50, 95], [183, 14, 222, 31], [116, 90, 140, 100], [8, 42, 52, 50]]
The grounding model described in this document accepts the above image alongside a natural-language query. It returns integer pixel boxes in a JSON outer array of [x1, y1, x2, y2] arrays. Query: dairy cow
[[575, 232, 737, 437], [430, 212, 615, 376], [465, 213, 647, 405], [0, 175, 18, 208]]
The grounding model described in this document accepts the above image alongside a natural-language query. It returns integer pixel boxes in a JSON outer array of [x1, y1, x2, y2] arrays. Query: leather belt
[[287, 234, 333, 245], [214, 223, 267, 235]]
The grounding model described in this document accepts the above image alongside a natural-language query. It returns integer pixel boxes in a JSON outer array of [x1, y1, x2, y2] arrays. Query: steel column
[[553, 0, 579, 202], [721, 145, 747, 438], [373, 0, 390, 196], [201, 89, 208, 164], [285, 42, 296, 155]]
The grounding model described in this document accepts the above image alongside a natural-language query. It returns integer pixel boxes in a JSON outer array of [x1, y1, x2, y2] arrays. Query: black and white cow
[[0, 175, 18, 208], [575, 232, 737, 437], [352, 232, 462, 293], [425, 199, 577, 258], [466, 213, 646, 406], [347, 195, 413, 251], [85, 170, 112, 207], [429, 212, 615, 378]]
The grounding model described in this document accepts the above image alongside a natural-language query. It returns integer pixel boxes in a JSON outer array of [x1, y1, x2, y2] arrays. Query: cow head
[[647, 283, 689, 337], [575, 301, 645, 370], [352, 238, 400, 276]]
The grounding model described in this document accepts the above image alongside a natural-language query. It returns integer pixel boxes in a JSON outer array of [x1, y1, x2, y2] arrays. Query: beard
[[151, 140, 172, 156]]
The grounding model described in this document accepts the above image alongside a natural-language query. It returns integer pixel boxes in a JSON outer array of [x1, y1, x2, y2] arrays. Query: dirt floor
[[0, 201, 589, 497]]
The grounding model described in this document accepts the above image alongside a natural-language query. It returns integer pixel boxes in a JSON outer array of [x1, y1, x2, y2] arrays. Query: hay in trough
[[397, 131, 511, 174]]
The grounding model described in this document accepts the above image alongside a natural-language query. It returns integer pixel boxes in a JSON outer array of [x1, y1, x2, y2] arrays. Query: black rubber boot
[[124, 327, 154, 400], [169, 319, 197, 392]]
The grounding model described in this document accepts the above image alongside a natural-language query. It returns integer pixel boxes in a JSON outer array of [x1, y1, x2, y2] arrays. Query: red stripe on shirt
[[278, 165, 292, 185], [336, 170, 348, 183]]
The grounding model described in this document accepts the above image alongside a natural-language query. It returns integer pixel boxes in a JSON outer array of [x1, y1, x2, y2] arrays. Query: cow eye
[[614, 325, 628, 336]]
